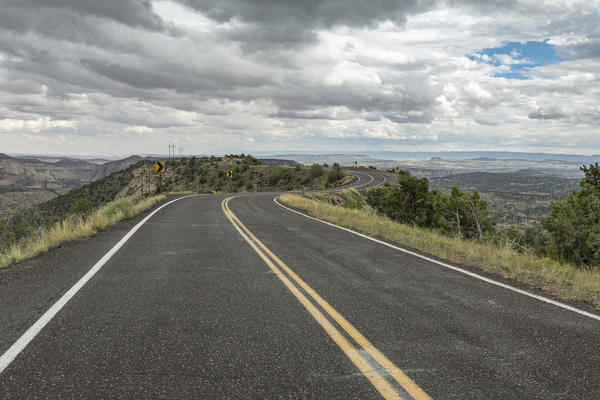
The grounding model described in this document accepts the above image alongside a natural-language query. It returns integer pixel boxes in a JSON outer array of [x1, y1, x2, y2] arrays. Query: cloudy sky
[[1, 0, 599, 156]]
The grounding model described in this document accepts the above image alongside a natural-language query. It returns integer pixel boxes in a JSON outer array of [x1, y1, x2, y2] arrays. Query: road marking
[[315, 171, 362, 193], [345, 172, 361, 189], [339, 170, 386, 192], [0, 195, 198, 374], [378, 172, 387, 186], [274, 197, 600, 323], [354, 172, 374, 190], [222, 197, 431, 400]]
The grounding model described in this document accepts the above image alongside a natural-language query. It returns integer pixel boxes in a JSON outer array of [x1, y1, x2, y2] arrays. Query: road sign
[[226, 170, 233, 178], [155, 161, 165, 173]]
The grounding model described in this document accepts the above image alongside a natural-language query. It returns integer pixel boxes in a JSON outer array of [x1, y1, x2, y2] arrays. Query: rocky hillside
[[0, 154, 145, 216], [118, 155, 352, 201]]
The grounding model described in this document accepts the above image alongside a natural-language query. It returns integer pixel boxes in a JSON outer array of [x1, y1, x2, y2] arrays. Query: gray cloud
[[557, 38, 600, 60], [528, 107, 564, 120], [0, 0, 599, 154], [3, 0, 165, 32], [268, 111, 339, 120], [474, 117, 500, 126], [175, 0, 441, 54], [80, 57, 269, 92], [177, 0, 435, 30], [383, 112, 433, 124]]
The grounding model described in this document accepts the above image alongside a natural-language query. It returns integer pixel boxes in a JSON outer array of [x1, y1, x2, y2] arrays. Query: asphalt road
[[324, 168, 388, 192], [1, 168, 599, 398]]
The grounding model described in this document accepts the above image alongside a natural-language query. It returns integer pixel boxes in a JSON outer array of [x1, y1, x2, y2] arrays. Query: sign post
[[226, 170, 233, 192], [155, 161, 165, 193]]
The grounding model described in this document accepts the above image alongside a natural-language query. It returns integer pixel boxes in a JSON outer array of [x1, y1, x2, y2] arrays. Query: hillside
[[0, 154, 146, 216], [117, 156, 351, 201], [0, 155, 351, 250]]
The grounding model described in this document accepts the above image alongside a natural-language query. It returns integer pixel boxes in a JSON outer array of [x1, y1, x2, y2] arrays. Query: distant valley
[[0, 154, 147, 216], [267, 153, 590, 179], [427, 172, 580, 228]]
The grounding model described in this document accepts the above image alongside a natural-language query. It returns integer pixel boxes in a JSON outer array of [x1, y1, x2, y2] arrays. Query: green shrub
[[100, 198, 133, 218], [542, 181, 600, 267], [327, 163, 344, 183], [72, 199, 94, 216], [344, 198, 362, 210], [310, 163, 325, 179], [268, 167, 290, 185]]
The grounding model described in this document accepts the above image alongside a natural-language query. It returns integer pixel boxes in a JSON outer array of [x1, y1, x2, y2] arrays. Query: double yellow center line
[[222, 196, 431, 400]]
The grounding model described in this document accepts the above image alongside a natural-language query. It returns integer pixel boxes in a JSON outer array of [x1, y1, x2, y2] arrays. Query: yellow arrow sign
[[226, 170, 233, 178], [155, 161, 165, 173]]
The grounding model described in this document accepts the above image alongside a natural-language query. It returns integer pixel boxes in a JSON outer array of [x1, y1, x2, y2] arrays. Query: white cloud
[[0, 118, 76, 133], [123, 125, 154, 133]]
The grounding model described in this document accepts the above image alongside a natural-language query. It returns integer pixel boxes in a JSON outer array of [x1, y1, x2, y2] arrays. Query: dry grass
[[165, 190, 194, 195], [0, 194, 167, 269], [280, 194, 600, 309]]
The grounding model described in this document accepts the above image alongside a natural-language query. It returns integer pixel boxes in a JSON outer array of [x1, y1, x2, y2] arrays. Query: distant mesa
[[472, 157, 497, 161], [430, 157, 443, 161], [55, 158, 89, 166], [123, 155, 143, 161]]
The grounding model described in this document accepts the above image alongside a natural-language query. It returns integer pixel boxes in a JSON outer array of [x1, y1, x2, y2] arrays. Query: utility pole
[[148, 163, 152, 194], [167, 144, 176, 159], [146, 162, 151, 195], [141, 167, 144, 197]]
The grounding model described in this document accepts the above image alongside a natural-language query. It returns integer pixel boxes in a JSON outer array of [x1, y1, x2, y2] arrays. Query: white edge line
[[378, 172, 387, 186], [273, 196, 600, 322], [0, 195, 198, 374], [339, 171, 371, 192]]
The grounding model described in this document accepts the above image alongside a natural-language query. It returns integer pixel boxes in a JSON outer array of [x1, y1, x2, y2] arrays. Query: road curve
[[1, 170, 599, 398], [330, 168, 388, 192]]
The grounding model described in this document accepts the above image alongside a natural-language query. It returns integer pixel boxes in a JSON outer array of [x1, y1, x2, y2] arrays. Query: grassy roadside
[[279, 194, 600, 309], [0, 194, 167, 269]]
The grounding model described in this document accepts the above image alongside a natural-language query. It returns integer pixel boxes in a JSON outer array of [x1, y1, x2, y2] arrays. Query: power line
[[167, 144, 176, 159]]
